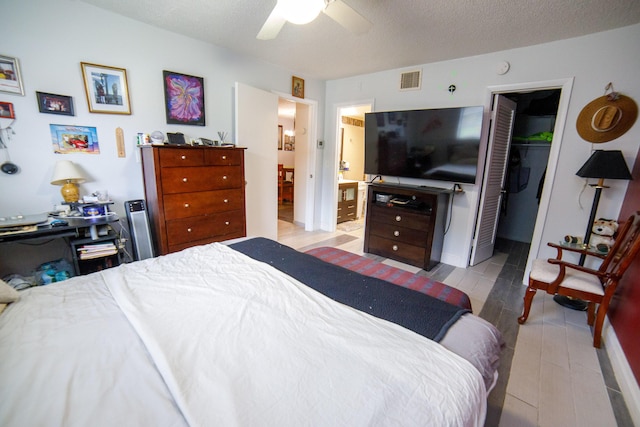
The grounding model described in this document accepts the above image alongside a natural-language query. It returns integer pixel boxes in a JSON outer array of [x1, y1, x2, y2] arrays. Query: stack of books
[[77, 243, 118, 260]]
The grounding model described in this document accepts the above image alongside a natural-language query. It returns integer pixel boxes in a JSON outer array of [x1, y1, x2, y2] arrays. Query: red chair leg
[[587, 302, 596, 326], [518, 286, 537, 324], [592, 305, 606, 348]]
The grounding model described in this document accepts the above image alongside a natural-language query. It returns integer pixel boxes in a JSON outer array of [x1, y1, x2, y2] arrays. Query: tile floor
[[277, 219, 633, 427]]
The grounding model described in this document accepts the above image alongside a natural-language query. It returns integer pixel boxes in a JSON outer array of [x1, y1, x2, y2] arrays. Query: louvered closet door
[[469, 94, 517, 266]]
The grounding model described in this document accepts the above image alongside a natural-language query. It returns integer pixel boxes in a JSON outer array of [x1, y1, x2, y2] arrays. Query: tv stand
[[363, 183, 451, 271]]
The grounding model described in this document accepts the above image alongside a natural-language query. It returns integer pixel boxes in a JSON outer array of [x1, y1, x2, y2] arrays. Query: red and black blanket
[[229, 238, 470, 342]]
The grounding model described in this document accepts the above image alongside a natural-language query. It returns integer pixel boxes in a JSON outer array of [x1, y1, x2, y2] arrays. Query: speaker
[[125, 199, 154, 261]]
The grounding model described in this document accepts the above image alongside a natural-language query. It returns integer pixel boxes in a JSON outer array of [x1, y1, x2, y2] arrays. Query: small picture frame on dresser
[[166, 132, 186, 145]]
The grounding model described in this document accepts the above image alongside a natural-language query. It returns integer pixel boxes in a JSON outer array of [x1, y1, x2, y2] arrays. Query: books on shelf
[[77, 242, 118, 260]]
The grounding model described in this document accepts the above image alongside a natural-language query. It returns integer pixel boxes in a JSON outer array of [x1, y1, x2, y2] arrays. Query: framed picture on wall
[[81, 62, 131, 114], [292, 76, 304, 99], [0, 55, 24, 95], [163, 70, 205, 126], [0, 101, 15, 119], [278, 125, 283, 150], [36, 92, 74, 116]]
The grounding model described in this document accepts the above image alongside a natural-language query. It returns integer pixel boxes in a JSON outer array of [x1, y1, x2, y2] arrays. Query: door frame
[[478, 78, 574, 283]]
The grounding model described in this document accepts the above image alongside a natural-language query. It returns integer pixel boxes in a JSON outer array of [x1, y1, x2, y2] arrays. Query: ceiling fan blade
[[257, 5, 286, 40], [323, 0, 372, 35]]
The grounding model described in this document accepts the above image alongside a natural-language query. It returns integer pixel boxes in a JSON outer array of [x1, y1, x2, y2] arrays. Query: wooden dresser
[[140, 145, 246, 255], [363, 183, 450, 271]]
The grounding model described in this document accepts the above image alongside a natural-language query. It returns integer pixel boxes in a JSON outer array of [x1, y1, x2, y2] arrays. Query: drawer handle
[[182, 178, 188, 182], [222, 176, 227, 180], [222, 155, 227, 160], [392, 245, 398, 251], [184, 203, 190, 208], [181, 155, 186, 160], [225, 221, 230, 225], [187, 228, 192, 232], [223, 199, 228, 203], [394, 230, 400, 237], [395, 215, 402, 222]]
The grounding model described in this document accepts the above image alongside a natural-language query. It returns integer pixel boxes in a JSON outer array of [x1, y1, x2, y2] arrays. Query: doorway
[[471, 78, 573, 283], [278, 98, 296, 224], [334, 103, 372, 227]]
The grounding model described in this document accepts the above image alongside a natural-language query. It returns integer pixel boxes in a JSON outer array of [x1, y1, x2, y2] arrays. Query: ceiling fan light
[[278, 0, 325, 25]]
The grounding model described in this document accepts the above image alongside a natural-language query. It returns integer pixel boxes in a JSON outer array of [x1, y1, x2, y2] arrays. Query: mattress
[[0, 240, 500, 426]]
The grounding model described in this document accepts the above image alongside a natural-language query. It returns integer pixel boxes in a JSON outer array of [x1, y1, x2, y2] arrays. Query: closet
[[497, 90, 560, 243]]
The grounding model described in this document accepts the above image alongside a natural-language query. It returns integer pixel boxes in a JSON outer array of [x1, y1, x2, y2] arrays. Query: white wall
[[0, 0, 325, 221], [322, 24, 640, 267]]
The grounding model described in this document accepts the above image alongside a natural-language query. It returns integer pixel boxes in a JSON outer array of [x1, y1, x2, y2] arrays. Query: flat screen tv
[[364, 106, 484, 184]]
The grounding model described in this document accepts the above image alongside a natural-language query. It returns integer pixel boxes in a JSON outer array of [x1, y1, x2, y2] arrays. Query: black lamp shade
[[576, 150, 632, 180]]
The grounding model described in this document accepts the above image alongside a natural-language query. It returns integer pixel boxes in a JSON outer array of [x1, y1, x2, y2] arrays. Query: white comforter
[[0, 243, 487, 426]]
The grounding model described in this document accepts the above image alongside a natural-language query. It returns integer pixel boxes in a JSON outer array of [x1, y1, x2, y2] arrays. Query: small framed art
[[36, 92, 74, 116], [0, 101, 15, 119], [50, 124, 100, 154], [292, 76, 304, 99], [0, 55, 24, 95], [81, 62, 131, 114], [163, 70, 205, 126], [278, 125, 283, 150]]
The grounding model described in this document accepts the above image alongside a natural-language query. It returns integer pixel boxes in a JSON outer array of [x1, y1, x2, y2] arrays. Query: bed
[[0, 237, 502, 427]]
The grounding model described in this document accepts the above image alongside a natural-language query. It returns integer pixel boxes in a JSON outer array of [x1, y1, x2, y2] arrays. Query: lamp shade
[[51, 160, 86, 185], [576, 150, 632, 180]]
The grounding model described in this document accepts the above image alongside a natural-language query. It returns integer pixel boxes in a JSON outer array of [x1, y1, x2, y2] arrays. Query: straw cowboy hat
[[576, 91, 638, 143]]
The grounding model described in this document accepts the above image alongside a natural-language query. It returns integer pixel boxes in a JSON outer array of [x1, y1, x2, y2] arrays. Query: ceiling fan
[[257, 0, 372, 40]]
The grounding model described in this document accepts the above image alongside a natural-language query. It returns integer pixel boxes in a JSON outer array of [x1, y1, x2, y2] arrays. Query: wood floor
[[277, 219, 633, 427]]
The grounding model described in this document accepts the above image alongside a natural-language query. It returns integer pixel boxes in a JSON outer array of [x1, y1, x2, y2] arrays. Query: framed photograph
[[0, 55, 24, 95], [50, 124, 100, 154], [284, 136, 295, 151], [36, 92, 74, 116], [278, 125, 283, 150], [292, 76, 304, 99], [81, 62, 131, 114], [0, 101, 15, 119], [163, 70, 205, 126]]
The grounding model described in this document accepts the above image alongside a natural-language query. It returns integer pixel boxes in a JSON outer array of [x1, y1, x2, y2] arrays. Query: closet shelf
[[512, 143, 551, 148]]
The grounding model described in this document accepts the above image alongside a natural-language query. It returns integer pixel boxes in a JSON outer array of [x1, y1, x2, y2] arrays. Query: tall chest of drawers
[[363, 183, 450, 271], [140, 145, 246, 255]]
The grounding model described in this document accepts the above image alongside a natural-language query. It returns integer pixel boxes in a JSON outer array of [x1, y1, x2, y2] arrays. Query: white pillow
[[0, 278, 20, 303]]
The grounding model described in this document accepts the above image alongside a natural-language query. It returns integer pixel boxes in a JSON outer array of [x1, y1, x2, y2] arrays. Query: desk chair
[[518, 211, 640, 348]]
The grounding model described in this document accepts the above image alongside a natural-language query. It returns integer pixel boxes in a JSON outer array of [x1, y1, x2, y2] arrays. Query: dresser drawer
[[367, 234, 426, 267], [369, 220, 428, 246], [369, 205, 430, 231], [159, 148, 205, 167], [204, 149, 242, 166], [165, 211, 245, 246], [163, 189, 244, 220], [161, 166, 243, 194]]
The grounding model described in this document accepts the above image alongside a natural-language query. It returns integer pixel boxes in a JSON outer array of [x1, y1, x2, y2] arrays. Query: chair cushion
[[530, 259, 604, 296]]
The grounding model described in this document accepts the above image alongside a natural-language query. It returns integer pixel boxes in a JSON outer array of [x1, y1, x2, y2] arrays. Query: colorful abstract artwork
[[163, 70, 205, 126]]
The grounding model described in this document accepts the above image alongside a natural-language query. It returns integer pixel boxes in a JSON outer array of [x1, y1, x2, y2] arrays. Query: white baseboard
[[604, 318, 640, 426]]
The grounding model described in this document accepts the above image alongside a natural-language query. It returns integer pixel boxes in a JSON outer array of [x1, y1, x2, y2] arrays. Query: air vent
[[399, 69, 422, 91]]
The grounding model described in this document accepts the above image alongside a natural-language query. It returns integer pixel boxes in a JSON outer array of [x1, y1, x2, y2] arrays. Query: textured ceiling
[[80, 0, 640, 80]]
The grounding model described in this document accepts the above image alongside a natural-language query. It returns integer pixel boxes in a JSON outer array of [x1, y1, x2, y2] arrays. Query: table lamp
[[576, 149, 632, 261], [51, 160, 86, 203]]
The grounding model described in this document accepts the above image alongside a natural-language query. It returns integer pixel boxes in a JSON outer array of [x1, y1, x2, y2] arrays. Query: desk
[[0, 214, 122, 276]]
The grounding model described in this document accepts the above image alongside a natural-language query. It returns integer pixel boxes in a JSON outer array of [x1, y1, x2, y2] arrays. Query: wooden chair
[[518, 211, 640, 348], [278, 164, 294, 204]]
